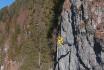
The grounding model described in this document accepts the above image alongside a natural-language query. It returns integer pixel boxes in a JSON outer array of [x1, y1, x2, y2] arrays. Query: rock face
[[55, 0, 104, 70]]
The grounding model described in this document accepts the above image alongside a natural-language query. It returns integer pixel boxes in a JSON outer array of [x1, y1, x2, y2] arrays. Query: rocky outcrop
[[55, 0, 104, 70]]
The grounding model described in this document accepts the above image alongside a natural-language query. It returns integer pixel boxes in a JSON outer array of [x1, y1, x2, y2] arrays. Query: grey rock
[[55, 0, 104, 70]]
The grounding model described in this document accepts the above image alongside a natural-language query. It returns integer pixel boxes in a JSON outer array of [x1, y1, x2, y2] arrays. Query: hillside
[[0, 0, 104, 70], [0, 0, 60, 70]]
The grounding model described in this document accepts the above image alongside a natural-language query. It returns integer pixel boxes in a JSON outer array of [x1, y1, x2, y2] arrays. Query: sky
[[0, 0, 15, 9]]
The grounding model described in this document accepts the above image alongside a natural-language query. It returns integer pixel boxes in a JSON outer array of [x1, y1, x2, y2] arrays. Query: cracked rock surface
[[55, 0, 104, 70]]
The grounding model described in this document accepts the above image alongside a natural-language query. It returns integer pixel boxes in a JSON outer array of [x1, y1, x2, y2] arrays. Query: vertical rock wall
[[55, 0, 104, 70]]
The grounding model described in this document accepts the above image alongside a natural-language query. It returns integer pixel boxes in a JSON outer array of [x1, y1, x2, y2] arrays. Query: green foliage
[[0, 0, 63, 69]]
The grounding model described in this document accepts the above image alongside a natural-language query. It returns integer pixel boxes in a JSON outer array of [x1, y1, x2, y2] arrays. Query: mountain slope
[[0, 0, 57, 70]]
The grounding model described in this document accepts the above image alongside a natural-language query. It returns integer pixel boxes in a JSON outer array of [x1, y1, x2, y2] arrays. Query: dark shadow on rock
[[47, 0, 64, 39], [94, 38, 102, 64], [71, 4, 90, 70], [46, 0, 64, 70]]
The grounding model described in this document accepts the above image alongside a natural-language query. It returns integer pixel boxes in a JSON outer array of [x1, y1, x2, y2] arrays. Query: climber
[[57, 35, 64, 46]]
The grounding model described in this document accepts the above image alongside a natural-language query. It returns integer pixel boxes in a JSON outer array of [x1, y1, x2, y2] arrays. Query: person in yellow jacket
[[57, 35, 64, 46]]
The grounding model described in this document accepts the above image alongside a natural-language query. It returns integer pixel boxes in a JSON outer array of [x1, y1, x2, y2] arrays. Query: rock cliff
[[55, 0, 104, 70]]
